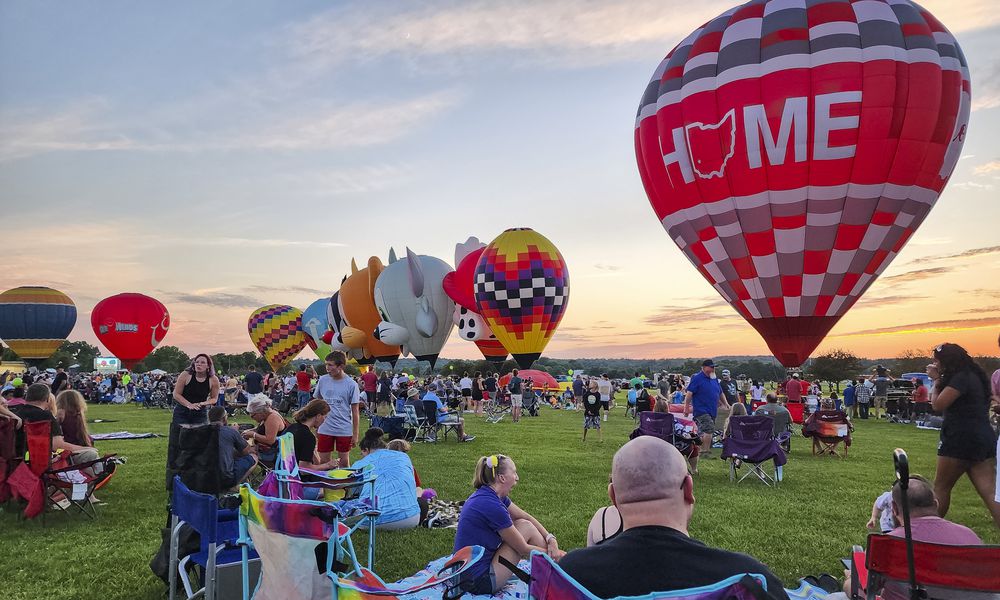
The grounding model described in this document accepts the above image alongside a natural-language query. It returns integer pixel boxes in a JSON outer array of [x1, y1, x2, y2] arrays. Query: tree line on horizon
[[3, 342, 998, 385]]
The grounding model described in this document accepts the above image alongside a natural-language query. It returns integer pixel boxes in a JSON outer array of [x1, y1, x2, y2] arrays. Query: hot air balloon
[[635, 0, 970, 367], [442, 237, 509, 363], [338, 256, 400, 366], [474, 228, 570, 369], [372, 248, 456, 368], [91, 293, 170, 368], [0, 286, 77, 364], [248, 305, 308, 372], [301, 298, 334, 360]]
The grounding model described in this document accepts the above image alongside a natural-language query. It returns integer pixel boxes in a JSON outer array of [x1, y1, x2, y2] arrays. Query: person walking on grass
[[597, 374, 613, 422], [583, 380, 602, 443], [507, 369, 523, 423], [683, 359, 728, 459]]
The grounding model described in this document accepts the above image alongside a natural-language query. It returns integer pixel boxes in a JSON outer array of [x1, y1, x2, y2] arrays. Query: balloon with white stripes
[[635, 0, 970, 366]]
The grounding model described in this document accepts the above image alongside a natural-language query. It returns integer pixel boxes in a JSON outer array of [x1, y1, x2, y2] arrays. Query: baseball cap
[[406, 387, 419, 398], [722, 369, 731, 376], [702, 359, 716, 368], [792, 373, 800, 378]]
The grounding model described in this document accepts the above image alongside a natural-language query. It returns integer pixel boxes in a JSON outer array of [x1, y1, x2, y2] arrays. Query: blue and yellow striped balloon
[[0, 286, 77, 361]]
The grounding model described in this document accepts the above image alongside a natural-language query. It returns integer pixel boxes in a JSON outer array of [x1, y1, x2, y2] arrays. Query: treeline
[[3, 342, 998, 383]]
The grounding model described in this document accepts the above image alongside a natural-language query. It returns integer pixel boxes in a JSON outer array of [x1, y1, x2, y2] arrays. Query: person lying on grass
[[454, 454, 564, 595]]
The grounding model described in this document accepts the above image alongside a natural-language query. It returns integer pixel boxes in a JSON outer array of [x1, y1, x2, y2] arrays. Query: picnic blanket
[[91, 431, 160, 440], [396, 556, 530, 600]]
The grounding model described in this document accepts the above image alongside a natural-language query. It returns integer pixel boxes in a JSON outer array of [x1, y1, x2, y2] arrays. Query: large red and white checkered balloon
[[635, 0, 970, 367]]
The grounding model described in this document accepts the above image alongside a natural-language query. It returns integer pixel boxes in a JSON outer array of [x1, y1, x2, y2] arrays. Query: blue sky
[[2, 0, 999, 360]]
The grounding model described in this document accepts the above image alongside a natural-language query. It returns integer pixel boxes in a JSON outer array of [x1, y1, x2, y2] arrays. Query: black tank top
[[182, 373, 211, 404]]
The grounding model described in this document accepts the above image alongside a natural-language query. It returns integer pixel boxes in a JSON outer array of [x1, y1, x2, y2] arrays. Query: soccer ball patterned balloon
[[635, 0, 970, 366]]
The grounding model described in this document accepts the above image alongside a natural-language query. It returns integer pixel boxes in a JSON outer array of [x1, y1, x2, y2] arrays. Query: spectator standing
[[856, 380, 872, 419], [484, 372, 498, 403], [50, 367, 69, 395], [296, 364, 317, 409], [472, 371, 484, 415], [842, 380, 856, 418], [750, 380, 764, 404], [244, 365, 264, 396], [785, 374, 802, 403], [507, 370, 523, 423], [720, 370, 739, 409], [459, 373, 474, 413], [360, 367, 378, 406], [583, 381, 602, 442], [313, 351, 361, 467], [572, 375, 585, 409], [683, 360, 728, 459], [928, 343, 1000, 528], [870, 366, 892, 420], [597, 374, 613, 422]]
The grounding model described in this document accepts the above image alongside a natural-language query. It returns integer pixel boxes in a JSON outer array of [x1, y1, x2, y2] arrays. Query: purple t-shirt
[[880, 516, 982, 600], [454, 486, 513, 580]]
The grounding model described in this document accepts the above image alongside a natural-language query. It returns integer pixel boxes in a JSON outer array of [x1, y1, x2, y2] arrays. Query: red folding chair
[[850, 534, 1000, 599], [24, 420, 120, 520]]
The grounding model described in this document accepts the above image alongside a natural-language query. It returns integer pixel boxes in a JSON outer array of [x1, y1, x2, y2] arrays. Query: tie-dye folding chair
[[259, 434, 380, 569], [527, 551, 777, 599], [237, 484, 484, 600]]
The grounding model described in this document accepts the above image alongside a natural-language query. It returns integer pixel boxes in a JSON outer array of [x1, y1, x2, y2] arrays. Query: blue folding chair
[[169, 476, 259, 600]]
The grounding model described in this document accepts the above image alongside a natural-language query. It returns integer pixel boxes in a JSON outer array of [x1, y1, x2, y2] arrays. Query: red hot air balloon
[[91, 293, 170, 368], [635, 0, 970, 367]]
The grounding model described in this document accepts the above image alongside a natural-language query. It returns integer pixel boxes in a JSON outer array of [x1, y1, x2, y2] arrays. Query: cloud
[[831, 316, 1000, 338], [0, 90, 461, 162], [199, 237, 347, 249], [960, 288, 1000, 299], [959, 305, 1000, 314], [593, 263, 621, 272], [245, 285, 332, 296], [644, 300, 737, 326], [854, 294, 929, 309], [952, 181, 996, 190], [167, 292, 264, 308], [545, 340, 699, 359], [907, 245, 1000, 265], [880, 266, 955, 284], [285, 0, 735, 72], [972, 160, 1000, 176]]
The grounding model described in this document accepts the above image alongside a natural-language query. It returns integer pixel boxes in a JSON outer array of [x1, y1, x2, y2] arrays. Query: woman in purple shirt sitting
[[453, 454, 564, 595]]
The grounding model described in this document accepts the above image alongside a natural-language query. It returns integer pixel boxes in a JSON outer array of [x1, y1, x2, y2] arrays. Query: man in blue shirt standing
[[842, 380, 856, 418], [683, 359, 728, 458]]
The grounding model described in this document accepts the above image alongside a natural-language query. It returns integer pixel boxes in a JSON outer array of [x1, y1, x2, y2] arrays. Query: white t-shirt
[[314, 374, 360, 437], [751, 385, 764, 402], [459, 377, 473, 390], [596, 379, 612, 401]]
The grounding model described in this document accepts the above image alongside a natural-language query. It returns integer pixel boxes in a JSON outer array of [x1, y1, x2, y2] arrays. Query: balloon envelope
[[0, 286, 77, 361], [498, 369, 559, 390], [443, 241, 509, 363], [301, 298, 334, 360], [474, 228, 570, 369], [634, 0, 970, 366], [91, 293, 170, 368], [339, 257, 400, 364], [248, 305, 308, 372]]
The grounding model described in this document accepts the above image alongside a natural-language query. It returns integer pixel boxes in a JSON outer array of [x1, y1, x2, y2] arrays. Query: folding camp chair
[[0, 418, 16, 504], [527, 551, 774, 599], [22, 420, 119, 520], [721, 415, 787, 486], [402, 404, 432, 442], [169, 476, 260, 600], [237, 484, 484, 600], [802, 410, 853, 458], [423, 400, 461, 442]]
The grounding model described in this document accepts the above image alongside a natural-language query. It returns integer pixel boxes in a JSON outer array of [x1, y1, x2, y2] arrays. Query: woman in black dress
[[472, 371, 484, 415], [929, 343, 1000, 527]]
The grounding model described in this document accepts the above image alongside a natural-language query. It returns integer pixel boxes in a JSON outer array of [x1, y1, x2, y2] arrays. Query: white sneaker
[[603, 415, 607, 422]]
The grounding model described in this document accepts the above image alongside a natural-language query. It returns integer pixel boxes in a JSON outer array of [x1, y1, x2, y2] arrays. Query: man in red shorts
[[313, 351, 361, 467]]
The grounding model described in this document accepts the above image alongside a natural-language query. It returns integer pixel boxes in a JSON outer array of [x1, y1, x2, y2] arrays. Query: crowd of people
[[2, 337, 998, 598]]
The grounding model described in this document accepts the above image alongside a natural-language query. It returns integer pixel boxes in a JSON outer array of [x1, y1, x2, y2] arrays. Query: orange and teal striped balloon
[[0, 286, 77, 361], [248, 305, 307, 372]]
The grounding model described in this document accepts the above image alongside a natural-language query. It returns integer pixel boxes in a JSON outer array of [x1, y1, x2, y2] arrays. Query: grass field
[[2, 399, 997, 600]]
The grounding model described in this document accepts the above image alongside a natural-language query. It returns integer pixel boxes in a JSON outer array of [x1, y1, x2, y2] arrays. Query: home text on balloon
[[661, 91, 863, 185]]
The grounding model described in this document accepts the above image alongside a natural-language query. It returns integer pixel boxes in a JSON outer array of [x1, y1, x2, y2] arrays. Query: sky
[[2, 0, 999, 363]]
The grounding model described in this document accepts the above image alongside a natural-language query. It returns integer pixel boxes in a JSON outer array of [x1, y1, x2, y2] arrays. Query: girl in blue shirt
[[352, 427, 420, 530], [453, 455, 564, 595]]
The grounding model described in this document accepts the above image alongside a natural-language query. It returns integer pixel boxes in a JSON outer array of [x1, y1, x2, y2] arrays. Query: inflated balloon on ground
[[0, 286, 77, 363], [474, 228, 570, 369], [248, 305, 308, 372], [301, 298, 334, 360], [634, 0, 970, 367], [91, 293, 170, 368], [442, 237, 509, 363]]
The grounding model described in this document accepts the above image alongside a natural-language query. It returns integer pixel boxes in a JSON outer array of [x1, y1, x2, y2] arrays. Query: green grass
[[1, 399, 997, 599]]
